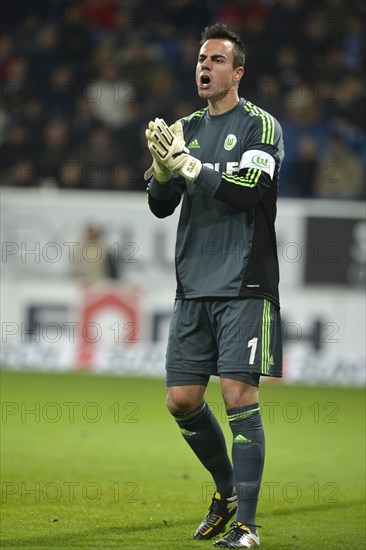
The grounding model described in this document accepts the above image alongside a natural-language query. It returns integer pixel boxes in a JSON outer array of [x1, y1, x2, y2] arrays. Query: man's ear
[[235, 67, 245, 82]]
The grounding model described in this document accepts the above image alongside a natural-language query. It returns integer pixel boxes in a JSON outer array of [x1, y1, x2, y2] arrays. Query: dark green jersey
[[147, 98, 285, 306]]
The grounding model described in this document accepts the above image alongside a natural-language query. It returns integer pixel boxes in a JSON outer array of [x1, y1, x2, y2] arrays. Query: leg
[[166, 383, 234, 498], [213, 298, 280, 546], [166, 381, 237, 540], [220, 377, 258, 410], [165, 300, 236, 539], [220, 376, 264, 533]]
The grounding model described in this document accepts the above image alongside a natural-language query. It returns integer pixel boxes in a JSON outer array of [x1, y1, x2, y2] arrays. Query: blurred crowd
[[1, 0, 365, 198]]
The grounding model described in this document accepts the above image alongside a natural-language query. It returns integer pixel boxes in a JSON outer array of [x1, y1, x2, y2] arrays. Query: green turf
[[0, 370, 365, 549]]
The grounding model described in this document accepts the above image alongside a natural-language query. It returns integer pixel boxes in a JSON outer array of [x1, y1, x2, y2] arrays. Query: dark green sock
[[227, 403, 265, 529], [173, 402, 234, 498]]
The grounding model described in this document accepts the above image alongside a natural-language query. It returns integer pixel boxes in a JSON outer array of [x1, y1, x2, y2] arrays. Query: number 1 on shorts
[[248, 337, 258, 365]]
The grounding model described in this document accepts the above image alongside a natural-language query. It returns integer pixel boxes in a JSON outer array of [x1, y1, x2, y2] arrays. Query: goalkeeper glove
[[146, 118, 202, 182], [144, 157, 171, 183], [144, 121, 186, 183]]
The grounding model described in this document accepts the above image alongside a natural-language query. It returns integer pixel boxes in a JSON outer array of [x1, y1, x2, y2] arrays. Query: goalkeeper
[[145, 22, 284, 549]]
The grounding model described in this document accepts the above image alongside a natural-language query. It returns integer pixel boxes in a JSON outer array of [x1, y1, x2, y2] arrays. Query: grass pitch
[[0, 370, 364, 549]]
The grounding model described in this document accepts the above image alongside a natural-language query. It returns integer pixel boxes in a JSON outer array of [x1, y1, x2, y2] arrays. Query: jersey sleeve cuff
[[194, 165, 222, 196], [148, 178, 175, 200]]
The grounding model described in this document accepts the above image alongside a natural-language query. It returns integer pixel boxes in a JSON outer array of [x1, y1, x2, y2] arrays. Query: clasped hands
[[144, 118, 201, 183]]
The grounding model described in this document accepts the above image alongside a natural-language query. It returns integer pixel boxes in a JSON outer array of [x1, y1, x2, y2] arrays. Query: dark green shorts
[[166, 298, 282, 387]]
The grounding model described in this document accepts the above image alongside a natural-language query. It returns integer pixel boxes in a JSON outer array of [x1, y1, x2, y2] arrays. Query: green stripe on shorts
[[261, 299, 271, 374]]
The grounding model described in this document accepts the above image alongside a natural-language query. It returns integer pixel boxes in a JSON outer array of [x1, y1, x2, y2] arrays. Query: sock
[[227, 402, 265, 529], [173, 402, 234, 498]]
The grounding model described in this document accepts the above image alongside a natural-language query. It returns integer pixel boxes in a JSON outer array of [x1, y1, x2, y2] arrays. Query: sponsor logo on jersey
[[203, 161, 239, 174], [188, 138, 200, 148], [224, 134, 237, 151]]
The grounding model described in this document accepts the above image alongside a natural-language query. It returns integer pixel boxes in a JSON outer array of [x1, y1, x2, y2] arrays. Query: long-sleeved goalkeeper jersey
[[147, 98, 285, 306]]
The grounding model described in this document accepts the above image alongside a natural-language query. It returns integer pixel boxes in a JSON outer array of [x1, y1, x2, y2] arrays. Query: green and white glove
[[146, 118, 202, 182], [143, 157, 171, 183], [144, 121, 186, 183]]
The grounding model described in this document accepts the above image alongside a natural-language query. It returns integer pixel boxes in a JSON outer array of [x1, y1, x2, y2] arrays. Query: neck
[[207, 92, 240, 116]]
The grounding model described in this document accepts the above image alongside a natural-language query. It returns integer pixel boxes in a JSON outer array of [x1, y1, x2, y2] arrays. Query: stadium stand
[[0, 0, 365, 197]]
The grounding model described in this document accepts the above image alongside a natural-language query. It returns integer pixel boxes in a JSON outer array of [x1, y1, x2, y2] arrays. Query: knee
[[166, 387, 200, 416], [220, 379, 259, 410]]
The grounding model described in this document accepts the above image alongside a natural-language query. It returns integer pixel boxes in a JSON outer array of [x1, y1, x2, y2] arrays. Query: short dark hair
[[200, 22, 246, 68]]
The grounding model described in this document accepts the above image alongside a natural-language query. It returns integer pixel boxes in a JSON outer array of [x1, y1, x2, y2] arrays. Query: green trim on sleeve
[[182, 108, 207, 121], [222, 167, 262, 188], [243, 101, 275, 145]]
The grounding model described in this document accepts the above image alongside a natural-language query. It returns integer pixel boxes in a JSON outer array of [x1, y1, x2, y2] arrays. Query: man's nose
[[201, 61, 211, 71]]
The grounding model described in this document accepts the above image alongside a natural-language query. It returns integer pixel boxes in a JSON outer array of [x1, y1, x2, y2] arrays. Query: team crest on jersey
[[252, 154, 269, 168], [224, 134, 237, 151]]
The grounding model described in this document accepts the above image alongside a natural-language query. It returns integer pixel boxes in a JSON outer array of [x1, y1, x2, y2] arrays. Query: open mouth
[[200, 74, 211, 88]]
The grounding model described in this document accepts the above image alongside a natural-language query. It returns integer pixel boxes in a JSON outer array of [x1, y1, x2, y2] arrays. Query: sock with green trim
[[173, 402, 234, 498], [226, 402, 265, 529]]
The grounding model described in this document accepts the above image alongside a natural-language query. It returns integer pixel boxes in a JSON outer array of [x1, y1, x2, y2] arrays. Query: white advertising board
[[1, 190, 365, 385]]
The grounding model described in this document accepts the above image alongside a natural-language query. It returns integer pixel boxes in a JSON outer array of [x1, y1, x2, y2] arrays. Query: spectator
[[1, 123, 31, 165], [0, 35, 15, 81], [71, 96, 98, 146], [37, 118, 70, 186], [335, 75, 366, 130], [0, 123, 37, 186], [111, 162, 135, 191], [32, 25, 60, 85], [75, 125, 119, 189], [45, 64, 76, 116], [288, 137, 320, 198], [1, 159, 36, 187], [316, 135, 365, 199], [86, 61, 135, 128], [58, 159, 83, 190], [72, 224, 119, 280]]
